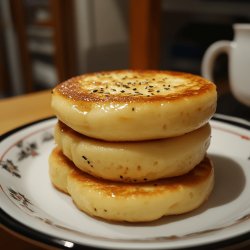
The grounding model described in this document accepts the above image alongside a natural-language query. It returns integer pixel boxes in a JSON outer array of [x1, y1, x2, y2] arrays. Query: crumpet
[[48, 148, 214, 222], [55, 121, 211, 182], [51, 70, 217, 141]]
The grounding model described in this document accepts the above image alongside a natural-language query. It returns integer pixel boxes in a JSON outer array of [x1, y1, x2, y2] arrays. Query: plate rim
[[1, 207, 250, 250], [0, 116, 56, 141], [0, 114, 250, 250]]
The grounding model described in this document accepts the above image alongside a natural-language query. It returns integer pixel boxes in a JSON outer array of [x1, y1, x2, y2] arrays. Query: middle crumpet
[[55, 121, 211, 182]]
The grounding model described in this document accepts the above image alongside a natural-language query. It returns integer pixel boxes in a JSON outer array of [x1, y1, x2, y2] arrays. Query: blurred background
[[0, 0, 250, 118]]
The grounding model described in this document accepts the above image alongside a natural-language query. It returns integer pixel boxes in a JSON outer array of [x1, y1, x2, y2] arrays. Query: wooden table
[[0, 90, 52, 249], [0, 90, 52, 135], [0, 90, 250, 249]]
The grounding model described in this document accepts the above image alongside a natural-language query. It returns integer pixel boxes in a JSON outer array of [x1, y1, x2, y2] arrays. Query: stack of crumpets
[[49, 70, 217, 222]]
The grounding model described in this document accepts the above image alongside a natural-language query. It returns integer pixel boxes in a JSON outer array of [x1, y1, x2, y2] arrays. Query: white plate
[[0, 114, 250, 249]]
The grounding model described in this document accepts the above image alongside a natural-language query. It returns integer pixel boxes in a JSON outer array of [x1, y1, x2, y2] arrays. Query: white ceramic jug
[[202, 23, 250, 107]]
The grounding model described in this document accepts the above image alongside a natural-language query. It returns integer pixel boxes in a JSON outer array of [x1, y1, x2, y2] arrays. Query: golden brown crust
[[69, 157, 213, 197], [52, 70, 216, 104], [51, 70, 217, 141]]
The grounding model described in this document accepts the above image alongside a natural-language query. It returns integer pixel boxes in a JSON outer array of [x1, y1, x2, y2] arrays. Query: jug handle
[[201, 41, 231, 81]]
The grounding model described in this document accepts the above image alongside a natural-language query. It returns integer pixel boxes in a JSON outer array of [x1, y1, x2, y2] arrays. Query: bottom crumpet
[[49, 147, 214, 222]]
